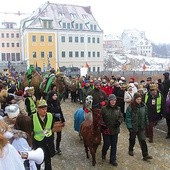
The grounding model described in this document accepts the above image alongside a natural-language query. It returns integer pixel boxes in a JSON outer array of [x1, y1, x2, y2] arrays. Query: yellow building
[[23, 31, 56, 71]]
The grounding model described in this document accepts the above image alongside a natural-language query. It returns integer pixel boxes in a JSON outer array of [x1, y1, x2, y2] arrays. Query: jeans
[[129, 129, 148, 157], [102, 134, 118, 163]]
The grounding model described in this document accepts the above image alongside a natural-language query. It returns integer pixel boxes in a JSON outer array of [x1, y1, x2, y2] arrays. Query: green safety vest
[[27, 97, 36, 114], [144, 92, 162, 113], [33, 112, 53, 141]]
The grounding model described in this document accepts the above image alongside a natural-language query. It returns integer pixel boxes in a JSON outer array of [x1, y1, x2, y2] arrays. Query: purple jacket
[[166, 98, 170, 115]]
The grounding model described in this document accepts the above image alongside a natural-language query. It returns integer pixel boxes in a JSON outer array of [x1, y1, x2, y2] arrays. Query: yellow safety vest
[[145, 92, 162, 113], [27, 97, 36, 114], [33, 112, 53, 141]]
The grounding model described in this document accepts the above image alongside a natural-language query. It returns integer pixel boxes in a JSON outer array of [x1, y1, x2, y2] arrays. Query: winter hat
[[5, 104, 20, 119], [94, 80, 101, 86], [147, 77, 152, 81], [163, 72, 169, 77], [133, 92, 142, 100], [108, 94, 117, 101]]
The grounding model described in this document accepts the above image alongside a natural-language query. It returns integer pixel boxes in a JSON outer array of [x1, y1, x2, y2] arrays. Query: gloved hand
[[113, 121, 120, 128]]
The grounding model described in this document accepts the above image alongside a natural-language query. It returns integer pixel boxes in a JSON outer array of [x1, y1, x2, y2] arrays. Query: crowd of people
[[0, 69, 169, 169]]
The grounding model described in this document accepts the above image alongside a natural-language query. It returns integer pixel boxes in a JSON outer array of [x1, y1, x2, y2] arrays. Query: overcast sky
[[1, 0, 170, 43]]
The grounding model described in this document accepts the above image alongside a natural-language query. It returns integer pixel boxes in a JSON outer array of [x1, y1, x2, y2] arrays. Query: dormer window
[[40, 18, 53, 29], [82, 14, 88, 19], [70, 13, 77, 19], [58, 13, 65, 18], [2, 22, 16, 29]]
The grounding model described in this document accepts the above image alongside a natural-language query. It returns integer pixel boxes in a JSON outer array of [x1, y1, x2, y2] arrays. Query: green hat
[[37, 98, 47, 108]]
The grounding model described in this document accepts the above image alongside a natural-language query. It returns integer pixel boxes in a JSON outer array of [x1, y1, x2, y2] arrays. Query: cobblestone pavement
[[51, 99, 170, 170]]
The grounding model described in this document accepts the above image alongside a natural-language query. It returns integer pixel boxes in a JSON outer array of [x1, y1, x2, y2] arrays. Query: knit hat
[[48, 91, 57, 99], [5, 104, 20, 119], [37, 98, 47, 108], [163, 72, 169, 77], [108, 94, 117, 101], [133, 92, 142, 100], [94, 80, 101, 86]]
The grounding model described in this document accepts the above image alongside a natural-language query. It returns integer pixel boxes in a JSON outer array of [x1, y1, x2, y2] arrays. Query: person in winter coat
[[12, 115, 37, 170], [161, 72, 170, 99], [124, 84, 134, 120], [0, 126, 25, 170], [88, 80, 107, 109], [14, 90, 28, 116], [82, 80, 92, 106], [100, 94, 123, 166], [165, 90, 170, 139], [144, 83, 164, 143], [31, 98, 55, 170], [47, 91, 65, 155], [126, 92, 153, 161]]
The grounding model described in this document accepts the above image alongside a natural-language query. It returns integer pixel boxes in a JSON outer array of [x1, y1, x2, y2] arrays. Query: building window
[[97, 52, 100, 57], [97, 38, 100, 43], [94, 25, 97, 31], [93, 51, 95, 57], [11, 53, 15, 61], [62, 51, 65, 58], [7, 53, 10, 61], [6, 33, 9, 38], [61, 36, 65, 42], [11, 33, 14, 38], [32, 35, 36, 42], [88, 37, 91, 43], [97, 67, 100, 73], [75, 23, 78, 29], [33, 51, 36, 58], [92, 37, 95, 43], [75, 51, 79, 57], [81, 51, 84, 57], [1, 53, 5, 61], [16, 53, 20, 61], [49, 51, 52, 58], [88, 51, 91, 57], [1, 33, 4, 38], [16, 33, 19, 38], [93, 67, 95, 72], [67, 23, 70, 29], [7, 43, 9, 47], [90, 24, 93, 30], [80, 24, 83, 30], [48, 36, 52, 42], [49, 21, 52, 28], [69, 36, 72, 42], [41, 52, 44, 58], [40, 35, 44, 42], [43, 21, 47, 28], [63, 23, 66, 29], [11, 43, 15, 47], [75, 37, 78, 43], [16, 43, 19, 47], [80, 37, 84, 43], [69, 51, 73, 57], [2, 43, 5, 47]]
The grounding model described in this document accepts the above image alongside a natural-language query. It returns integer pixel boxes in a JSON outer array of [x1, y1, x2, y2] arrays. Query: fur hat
[[108, 94, 117, 101], [5, 104, 20, 119]]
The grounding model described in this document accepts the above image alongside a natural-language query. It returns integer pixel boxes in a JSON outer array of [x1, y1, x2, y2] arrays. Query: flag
[[85, 62, 89, 68], [47, 55, 51, 70], [36, 61, 38, 68]]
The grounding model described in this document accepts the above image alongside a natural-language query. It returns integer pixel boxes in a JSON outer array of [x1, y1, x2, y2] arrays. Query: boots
[[148, 137, 153, 143]]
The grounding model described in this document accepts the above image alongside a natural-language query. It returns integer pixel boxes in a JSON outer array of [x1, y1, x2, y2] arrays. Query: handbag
[[52, 121, 63, 132]]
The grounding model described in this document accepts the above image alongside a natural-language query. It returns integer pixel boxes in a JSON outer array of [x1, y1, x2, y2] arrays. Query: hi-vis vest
[[27, 97, 36, 113], [144, 92, 162, 113], [33, 112, 53, 141]]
